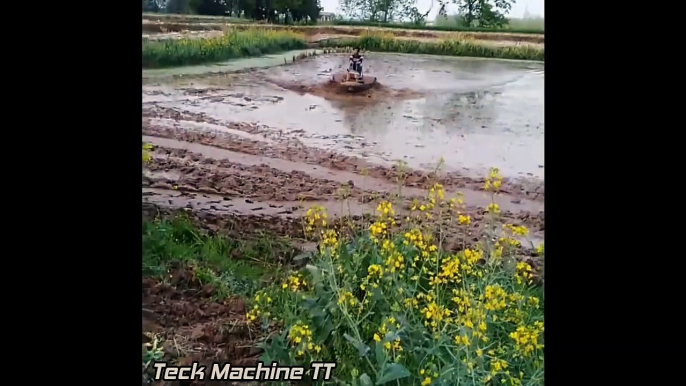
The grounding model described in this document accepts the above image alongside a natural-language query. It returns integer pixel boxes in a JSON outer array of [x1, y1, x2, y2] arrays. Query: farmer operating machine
[[330, 48, 377, 93]]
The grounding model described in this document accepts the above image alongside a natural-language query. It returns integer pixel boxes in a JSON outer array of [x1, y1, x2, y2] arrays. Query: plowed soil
[[141, 117, 544, 250], [143, 265, 268, 386]]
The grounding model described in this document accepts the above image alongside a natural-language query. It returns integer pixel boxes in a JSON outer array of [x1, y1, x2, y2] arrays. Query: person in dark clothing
[[349, 47, 364, 79]]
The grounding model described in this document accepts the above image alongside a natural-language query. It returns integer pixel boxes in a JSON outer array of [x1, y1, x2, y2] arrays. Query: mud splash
[[271, 77, 422, 107]]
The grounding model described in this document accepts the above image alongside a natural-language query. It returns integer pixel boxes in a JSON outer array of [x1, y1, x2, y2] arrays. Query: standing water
[[143, 53, 544, 180]]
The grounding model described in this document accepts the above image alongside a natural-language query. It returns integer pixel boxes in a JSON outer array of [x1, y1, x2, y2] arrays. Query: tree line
[[338, 0, 515, 27], [143, 0, 517, 28], [142, 0, 322, 23]]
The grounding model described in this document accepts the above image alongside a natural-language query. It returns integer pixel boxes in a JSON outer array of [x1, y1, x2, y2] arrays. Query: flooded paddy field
[[142, 52, 544, 250]]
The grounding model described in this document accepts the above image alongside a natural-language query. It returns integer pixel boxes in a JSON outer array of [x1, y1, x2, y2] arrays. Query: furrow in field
[[142, 111, 544, 203], [142, 138, 544, 249]]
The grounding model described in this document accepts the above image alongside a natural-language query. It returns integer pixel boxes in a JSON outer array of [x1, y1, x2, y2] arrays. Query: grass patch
[[142, 215, 292, 298], [142, 28, 307, 68], [246, 169, 544, 385], [318, 35, 544, 61]]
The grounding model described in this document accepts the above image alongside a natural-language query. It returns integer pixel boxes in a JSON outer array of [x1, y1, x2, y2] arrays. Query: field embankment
[[142, 28, 543, 68], [142, 19, 544, 44], [316, 35, 543, 61]]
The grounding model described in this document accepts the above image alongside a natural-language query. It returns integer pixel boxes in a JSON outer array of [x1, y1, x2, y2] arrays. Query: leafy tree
[[194, 0, 228, 15], [149, 0, 320, 24], [438, 0, 514, 27], [238, 0, 256, 18], [341, 0, 420, 22], [143, 0, 164, 12], [301, 0, 322, 22], [166, 0, 191, 13], [477, 0, 507, 27], [401, 0, 435, 24]]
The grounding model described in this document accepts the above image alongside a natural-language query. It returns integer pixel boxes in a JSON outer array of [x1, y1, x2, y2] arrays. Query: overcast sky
[[321, 0, 544, 19]]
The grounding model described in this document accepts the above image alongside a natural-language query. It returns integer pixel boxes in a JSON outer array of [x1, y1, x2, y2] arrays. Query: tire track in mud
[[143, 139, 542, 213], [142, 137, 545, 251], [143, 147, 382, 201], [142, 108, 544, 203]]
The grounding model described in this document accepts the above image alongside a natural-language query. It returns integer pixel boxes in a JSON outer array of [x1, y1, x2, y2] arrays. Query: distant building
[[319, 12, 336, 22]]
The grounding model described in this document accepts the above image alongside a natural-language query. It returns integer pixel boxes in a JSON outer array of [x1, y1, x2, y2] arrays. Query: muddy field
[[142, 52, 544, 382], [144, 53, 544, 179]]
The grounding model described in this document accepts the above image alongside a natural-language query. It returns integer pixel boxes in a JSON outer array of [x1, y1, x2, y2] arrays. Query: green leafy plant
[[143, 333, 165, 370]]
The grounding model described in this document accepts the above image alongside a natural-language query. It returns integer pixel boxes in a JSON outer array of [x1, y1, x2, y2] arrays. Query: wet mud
[[141, 118, 543, 202], [142, 139, 542, 211], [272, 78, 422, 106], [141, 137, 544, 249]]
